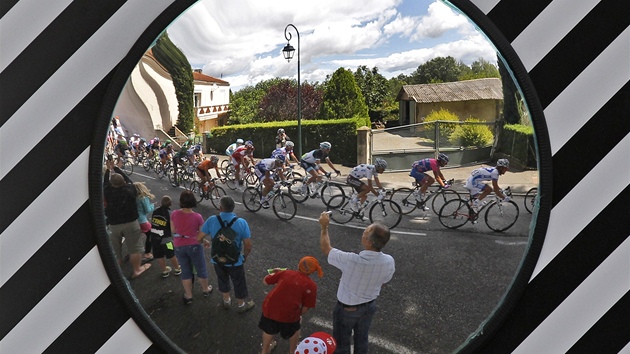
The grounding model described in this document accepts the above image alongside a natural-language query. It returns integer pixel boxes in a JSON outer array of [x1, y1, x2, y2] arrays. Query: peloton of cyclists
[[465, 158, 510, 212], [255, 155, 286, 208], [231, 140, 256, 188], [299, 142, 341, 197], [346, 158, 388, 212]]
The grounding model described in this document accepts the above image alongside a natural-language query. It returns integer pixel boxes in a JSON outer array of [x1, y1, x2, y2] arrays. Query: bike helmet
[[245, 140, 254, 148], [437, 153, 449, 163], [320, 141, 332, 150], [275, 155, 285, 164], [496, 158, 510, 168], [140, 138, 146, 142], [295, 332, 336, 354], [285, 141, 294, 148], [210, 155, 219, 163], [277, 128, 285, 135], [374, 158, 387, 170], [236, 138, 244, 144]]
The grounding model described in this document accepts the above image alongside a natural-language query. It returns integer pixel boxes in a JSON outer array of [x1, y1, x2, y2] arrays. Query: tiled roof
[[396, 78, 503, 103], [193, 71, 229, 85]]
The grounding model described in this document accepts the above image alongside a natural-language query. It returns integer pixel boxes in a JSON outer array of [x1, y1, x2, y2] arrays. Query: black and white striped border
[[1, 0, 628, 353]]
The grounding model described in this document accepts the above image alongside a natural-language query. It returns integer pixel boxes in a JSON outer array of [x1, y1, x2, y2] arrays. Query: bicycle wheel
[[438, 199, 471, 229], [288, 179, 309, 203], [208, 185, 227, 210], [220, 159, 231, 174], [122, 159, 134, 176], [327, 196, 354, 224], [485, 200, 519, 232], [224, 168, 238, 190], [244, 167, 258, 186], [430, 189, 461, 215], [524, 187, 537, 213], [188, 181, 206, 203], [320, 184, 346, 208], [142, 158, 152, 171], [390, 188, 417, 215], [242, 186, 262, 212], [167, 168, 178, 187], [272, 193, 297, 221], [369, 200, 402, 229]]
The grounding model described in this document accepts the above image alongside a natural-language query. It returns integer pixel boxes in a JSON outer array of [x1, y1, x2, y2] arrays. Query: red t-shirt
[[262, 270, 317, 323]]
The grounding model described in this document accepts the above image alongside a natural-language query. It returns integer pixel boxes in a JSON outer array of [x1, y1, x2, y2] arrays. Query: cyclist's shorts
[[254, 166, 272, 182], [410, 169, 428, 182], [346, 175, 365, 193], [300, 160, 317, 172]]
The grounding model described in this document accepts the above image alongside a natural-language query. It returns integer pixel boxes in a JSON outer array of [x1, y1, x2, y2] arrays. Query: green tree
[[409, 56, 465, 84], [229, 85, 264, 124], [319, 68, 368, 119], [459, 58, 500, 80], [152, 31, 194, 133], [353, 66, 389, 112]]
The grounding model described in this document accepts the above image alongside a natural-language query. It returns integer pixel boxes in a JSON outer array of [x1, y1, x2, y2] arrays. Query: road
[[118, 167, 530, 354]]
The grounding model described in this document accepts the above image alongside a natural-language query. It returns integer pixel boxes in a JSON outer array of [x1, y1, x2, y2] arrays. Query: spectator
[[196, 196, 255, 313], [259, 256, 323, 354], [318, 212, 395, 354], [103, 159, 151, 278], [149, 195, 181, 278], [134, 181, 155, 261], [275, 128, 290, 148], [171, 190, 213, 304]]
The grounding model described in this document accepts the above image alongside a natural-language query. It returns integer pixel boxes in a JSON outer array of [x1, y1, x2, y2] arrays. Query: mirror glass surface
[[102, 1, 538, 352]]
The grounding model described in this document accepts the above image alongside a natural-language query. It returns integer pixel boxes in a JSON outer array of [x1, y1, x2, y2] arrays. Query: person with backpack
[[196, 196, 255, 314]]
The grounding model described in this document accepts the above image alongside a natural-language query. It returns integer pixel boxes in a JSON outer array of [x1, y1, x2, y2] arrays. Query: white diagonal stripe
[[516, 237, 630, 353], [512, 0, 599, 72], [0, 149, 89, 286], [0, 0, 175, 179], [0, 0, 72, 71], [532, 133, 630, 279], [0, 247, 111, 353], [470, 0, 501, 14], [96, 318, 153, 354], [545, 26, 630, 155]]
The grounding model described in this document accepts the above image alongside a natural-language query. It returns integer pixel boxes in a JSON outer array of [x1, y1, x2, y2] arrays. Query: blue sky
[[166, 0, 497, 91]]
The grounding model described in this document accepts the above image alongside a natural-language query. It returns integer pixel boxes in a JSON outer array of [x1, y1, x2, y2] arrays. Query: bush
[[450, 118, 494, 147], [423, 108, 459, 142]]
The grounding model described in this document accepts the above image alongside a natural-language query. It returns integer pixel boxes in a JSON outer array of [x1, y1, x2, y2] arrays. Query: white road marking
[[309, 316, 421, 354]]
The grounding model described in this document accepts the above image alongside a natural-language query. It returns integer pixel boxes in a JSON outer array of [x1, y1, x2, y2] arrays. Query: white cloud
[[165, 0, 497, 91]]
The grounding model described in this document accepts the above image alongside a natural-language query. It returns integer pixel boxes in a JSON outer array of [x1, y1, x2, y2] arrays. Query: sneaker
[[222, 298, 232, 310], [162, 266, 172, 278], [237, 300, 255, 314], [203, 285, 213, 297], [261, 200, 270, 209], [173, 267, 182, 276], [471, 199, 481, 213], [183, 296, 193, 305]]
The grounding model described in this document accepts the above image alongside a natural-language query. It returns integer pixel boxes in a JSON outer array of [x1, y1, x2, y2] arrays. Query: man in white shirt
[[318, 212, 395, 354]]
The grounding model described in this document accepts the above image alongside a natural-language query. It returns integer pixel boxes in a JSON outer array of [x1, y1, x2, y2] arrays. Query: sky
[[166, 0, 498, 91]]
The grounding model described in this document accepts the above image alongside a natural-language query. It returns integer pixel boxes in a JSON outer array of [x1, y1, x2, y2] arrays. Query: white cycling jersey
[[349, 164, 378, 179]]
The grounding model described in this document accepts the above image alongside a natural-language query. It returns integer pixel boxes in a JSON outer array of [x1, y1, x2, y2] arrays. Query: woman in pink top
[[170, 190, 213, 304]]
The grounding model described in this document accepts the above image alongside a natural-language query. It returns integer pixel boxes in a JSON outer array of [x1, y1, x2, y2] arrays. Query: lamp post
[[282, 24, 302, 158]]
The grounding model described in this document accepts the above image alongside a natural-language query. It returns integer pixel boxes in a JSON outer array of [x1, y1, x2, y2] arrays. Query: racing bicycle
[[288, 172, 347, 208], [437, 187, 519, 232], [326, 189, 402, 229], [242, 181, 297, 221], [188, 177, 227, 210], [390, 178, 460, 215]]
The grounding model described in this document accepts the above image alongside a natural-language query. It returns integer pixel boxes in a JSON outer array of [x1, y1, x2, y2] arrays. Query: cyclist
[[410, 153, 449, 203], [171, 147, 191, 187], [255, 155, 286, 208], [275, 128, 290, 148], [225, 138, 244, 156], [465, 158, 511, 212], [346, 158, 387, 212], [231, 140, 256, 188], [158, 143, 173, 172], [196, 155, 223, 193], [114, 139, 130, 168], [187, 145, 203, 164], [300, 142, 341, 196], [148, 137, 161, 159], [271, 140, 299, 165], [128, 133, 141, 156]]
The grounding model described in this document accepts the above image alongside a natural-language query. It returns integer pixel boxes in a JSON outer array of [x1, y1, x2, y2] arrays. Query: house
[[113, 49, 230, 144], [396, 78, 503, 125], [192, 69, 230, 133]]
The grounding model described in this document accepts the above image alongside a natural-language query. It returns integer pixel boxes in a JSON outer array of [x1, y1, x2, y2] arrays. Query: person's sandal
[[173, 267, 182, 276], [162, 266, 172, 278], [183, 296, 193, 305]]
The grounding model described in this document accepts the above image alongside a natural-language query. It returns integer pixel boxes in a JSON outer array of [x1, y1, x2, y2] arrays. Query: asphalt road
[[117, 167, 531, 354]]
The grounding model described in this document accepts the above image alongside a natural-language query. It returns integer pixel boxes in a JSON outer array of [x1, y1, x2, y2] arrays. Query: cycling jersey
[[255, 158, 279, 172], [349, 164, 378, 180], [231, 146, 253, 163], [225, 143, 239, 156], [468, 167, 500, 183], [197, 159, 217, 171], [412, 158, 439, 173], [301, 149, 327, 164], [271, 147, 289, 159], [159, 148, 171, 159]]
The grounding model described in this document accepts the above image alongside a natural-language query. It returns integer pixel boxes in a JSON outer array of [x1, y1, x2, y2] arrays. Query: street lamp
[[282, 24, 302, 157]]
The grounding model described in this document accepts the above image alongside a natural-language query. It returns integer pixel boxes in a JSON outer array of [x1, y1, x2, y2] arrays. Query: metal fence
[[371, 120, 496, 171]]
